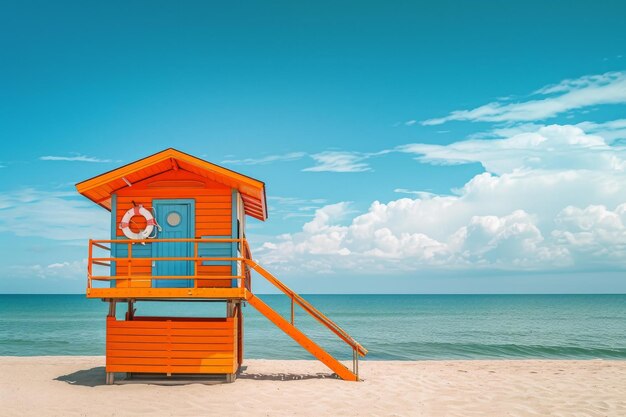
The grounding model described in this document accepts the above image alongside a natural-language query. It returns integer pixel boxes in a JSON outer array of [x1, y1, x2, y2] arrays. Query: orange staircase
[[243, 252, 367, 381]]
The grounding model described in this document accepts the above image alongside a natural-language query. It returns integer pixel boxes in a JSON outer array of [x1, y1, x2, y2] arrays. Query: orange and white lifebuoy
[[119, 205, 156, 240]]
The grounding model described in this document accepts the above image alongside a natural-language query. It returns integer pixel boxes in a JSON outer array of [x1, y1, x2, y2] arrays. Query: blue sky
[[1, 1, 626, 293]]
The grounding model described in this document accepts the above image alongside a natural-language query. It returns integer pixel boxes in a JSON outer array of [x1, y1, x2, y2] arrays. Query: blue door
[[153, 199, 195, 288]]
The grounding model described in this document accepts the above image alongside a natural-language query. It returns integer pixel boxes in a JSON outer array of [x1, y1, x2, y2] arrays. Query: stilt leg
[[225, 373, 236, 383], [237, 302, 243, 367], [106, 302, 116, 386], [126, 300, 135, 320], [226, 300, 235, 317]]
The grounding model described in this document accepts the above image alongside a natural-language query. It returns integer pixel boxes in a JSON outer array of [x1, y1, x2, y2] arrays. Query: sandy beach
[[0, 357, 624, 416]]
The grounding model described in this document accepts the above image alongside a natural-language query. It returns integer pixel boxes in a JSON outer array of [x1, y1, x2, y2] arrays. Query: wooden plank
[[131, 317, 234, 323], [197, 281, 231, 288], [107, 324, 234, 333], [107, 327, 234, 336], [196, 228, 231, 234], [196, 206, 231, 213], [198, 264, 232, 270], [108, 320, 233, 329], [86, 287, 245, 299], [198, 272, 230, 278], [106, 350, 234, 359], [196, 205, 232, 211], [106, 364, 236, 373], [106, 342, 234, 351], [107, 357, 236, 366], [194, 195, 232, 202], [196, 215, 231, 222], [116, 188, 231, 198], [107, 335, 234, 344], [117, 189, 232, 199]]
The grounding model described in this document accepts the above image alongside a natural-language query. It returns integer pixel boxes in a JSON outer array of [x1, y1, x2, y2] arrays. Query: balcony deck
[[86, 287, 248, 300], [87, 238, 252, 301]]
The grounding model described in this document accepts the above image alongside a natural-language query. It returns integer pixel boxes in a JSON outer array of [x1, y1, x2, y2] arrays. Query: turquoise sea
[[1, 294, 625, 360]]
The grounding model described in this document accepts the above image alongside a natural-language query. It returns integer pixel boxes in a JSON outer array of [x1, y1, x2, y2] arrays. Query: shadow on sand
[[55, 366, 336, 386], [237, 372, 337, 381], [55, 367, 109, 387]]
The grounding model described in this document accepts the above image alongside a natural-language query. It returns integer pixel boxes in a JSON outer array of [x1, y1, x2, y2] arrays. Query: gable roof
[[75, 148, 267, 220]]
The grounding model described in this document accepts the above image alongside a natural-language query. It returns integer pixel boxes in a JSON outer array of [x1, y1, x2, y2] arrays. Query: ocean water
[[0, 294, 625, 360]]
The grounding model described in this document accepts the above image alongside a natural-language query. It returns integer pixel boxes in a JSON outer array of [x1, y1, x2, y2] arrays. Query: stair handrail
[[242, 235, 252, 291], [242, 240, 367, 357]]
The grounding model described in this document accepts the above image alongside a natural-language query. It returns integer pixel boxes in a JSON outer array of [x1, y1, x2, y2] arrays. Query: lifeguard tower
[[76, 148, 366, 384]]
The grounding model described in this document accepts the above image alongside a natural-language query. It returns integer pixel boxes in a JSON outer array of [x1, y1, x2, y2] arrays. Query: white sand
[[1, 356, 625, 416]]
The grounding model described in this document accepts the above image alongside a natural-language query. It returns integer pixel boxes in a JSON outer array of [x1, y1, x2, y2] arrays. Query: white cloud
[[9, 259, 87, 279], [421, 71, 626, 125], [303, 151, 372, 172], [0, 188, 109, 241], [223, 149, 393, 173], [257, 125, 626, 273], [575, 119, 626, 143], [553, 204, 626, 265], [256, 198, 572, 273], [39, 154, 114, 163], [223, 150, 389, 173], [451, 210, 569, 268], [222, 152, 306, 165], [533, 72, 625, 95], [267, 196, 328, 219], [469, 123, 546, 139], [303, 150, 392, 173], [393, 188, 438, 199], [400, 124, 626, 175], [472, 119, 626, 145]]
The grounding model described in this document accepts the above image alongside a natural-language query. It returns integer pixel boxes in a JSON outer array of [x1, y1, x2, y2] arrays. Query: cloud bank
[[256, 125, 626, 274]]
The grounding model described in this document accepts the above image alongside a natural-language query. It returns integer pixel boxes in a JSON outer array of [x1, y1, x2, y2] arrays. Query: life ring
[[119, 205, 156, 240]]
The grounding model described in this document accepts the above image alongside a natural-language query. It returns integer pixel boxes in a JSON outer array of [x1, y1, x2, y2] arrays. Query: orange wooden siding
[[106, 316, 238, 374], [114, 171, 232, 238], [111, 170, 234, 287]]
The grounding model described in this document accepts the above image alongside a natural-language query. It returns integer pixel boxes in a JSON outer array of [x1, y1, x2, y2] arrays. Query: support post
[[237, 302, 243, 367], [108, 300, 117, 317], [106, 301, 117, 385], [226, 300, 235, 318], [126, 300, 135, 320], [226, 300, 238, 383]]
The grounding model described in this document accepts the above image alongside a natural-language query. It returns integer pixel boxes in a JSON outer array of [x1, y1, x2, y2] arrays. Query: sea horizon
[[3, 292, 625, 295]]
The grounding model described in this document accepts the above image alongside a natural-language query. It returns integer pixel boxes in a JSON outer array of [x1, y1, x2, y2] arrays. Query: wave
[[363, 341, 626, 360]]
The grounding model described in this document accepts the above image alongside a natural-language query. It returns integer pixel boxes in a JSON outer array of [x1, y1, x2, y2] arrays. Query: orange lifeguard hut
[[76, 148, 366, 384]]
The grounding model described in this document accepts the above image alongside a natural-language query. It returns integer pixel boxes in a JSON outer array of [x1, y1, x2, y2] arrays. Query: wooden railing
[[243, 256, 367, 357], [242, 238, 253, 291], [87, 238, 246, 289]]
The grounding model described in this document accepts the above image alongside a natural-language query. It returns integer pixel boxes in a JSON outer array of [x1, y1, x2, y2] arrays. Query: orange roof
[[76, 148, 267, 220]]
